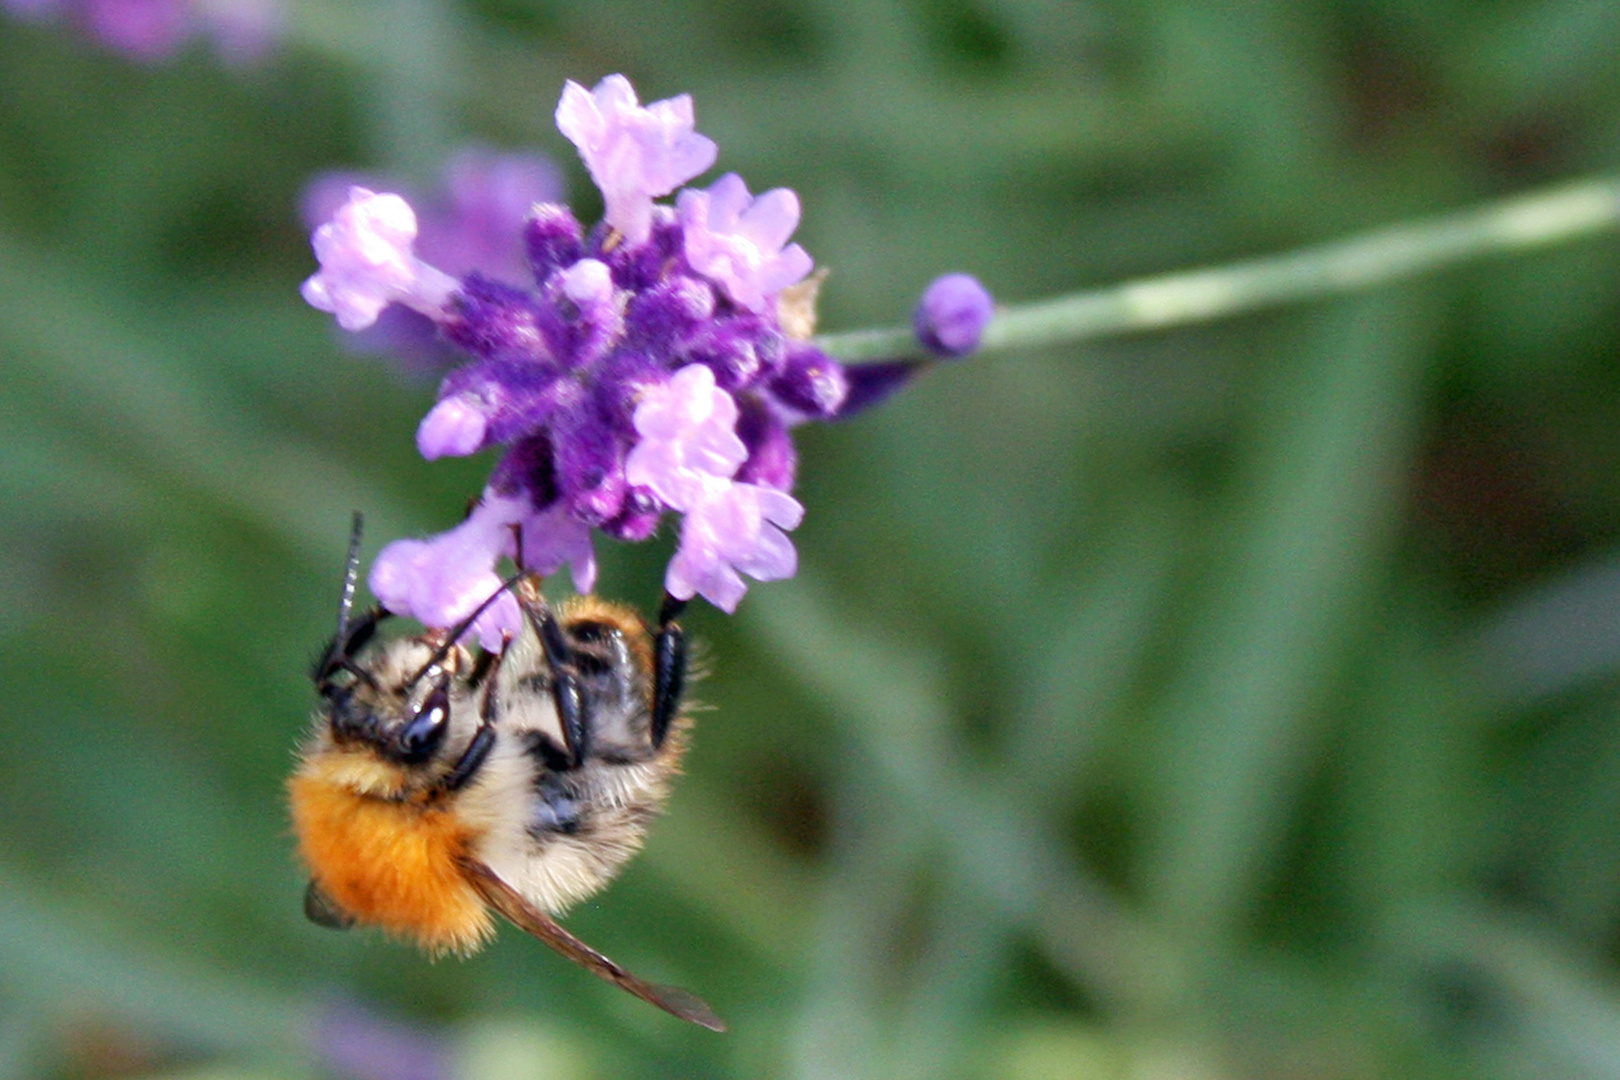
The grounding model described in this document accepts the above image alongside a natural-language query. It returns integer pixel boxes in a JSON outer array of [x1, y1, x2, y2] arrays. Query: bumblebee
[[287, 526, 722, 1031]]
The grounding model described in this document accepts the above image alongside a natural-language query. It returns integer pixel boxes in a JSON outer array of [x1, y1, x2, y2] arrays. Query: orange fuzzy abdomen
[[288, 766, 494, 955]]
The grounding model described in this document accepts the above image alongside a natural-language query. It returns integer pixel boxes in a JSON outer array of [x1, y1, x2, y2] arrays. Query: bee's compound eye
[[397, 683, 450, 763]]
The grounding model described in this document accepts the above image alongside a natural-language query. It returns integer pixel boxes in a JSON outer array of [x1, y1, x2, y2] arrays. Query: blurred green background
[[5, 1, 1620, 1077]]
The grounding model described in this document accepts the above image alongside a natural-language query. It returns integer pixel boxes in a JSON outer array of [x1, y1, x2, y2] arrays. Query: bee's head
[[322, 654, 453, 764], [308, 512, 494, 775], [319, 640, 457, 767]]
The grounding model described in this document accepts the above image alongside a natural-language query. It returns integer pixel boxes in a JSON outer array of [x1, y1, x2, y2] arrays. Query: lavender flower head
[[303, 75, 860, 639]]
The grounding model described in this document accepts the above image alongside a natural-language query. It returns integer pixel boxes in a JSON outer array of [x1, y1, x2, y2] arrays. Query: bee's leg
[[433, 648, 507, 794], [313, 605, 388, 689], [440, 722, 498, 791], [651, 593, 688, 749], [520, 590, 590, 769]]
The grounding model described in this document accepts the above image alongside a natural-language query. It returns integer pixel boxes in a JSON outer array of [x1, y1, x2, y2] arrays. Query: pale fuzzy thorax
[[458, 599, 688, 914]]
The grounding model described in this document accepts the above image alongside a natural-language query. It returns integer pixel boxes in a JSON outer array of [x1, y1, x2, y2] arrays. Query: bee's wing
[[457, 857, 726, 1033]]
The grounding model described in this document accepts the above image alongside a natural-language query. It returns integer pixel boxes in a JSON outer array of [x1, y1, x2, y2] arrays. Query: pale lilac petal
[[416, 396, 488, 459], [757, 244, 813, 299], [666, 545, 746, 612], [368, 499, 523, 650], [301, 188, 459, 332], [625, 364, 747, 510], [367, 489, 598, 647], [679, 174, 813, 313], [624, 439, 695, 506], [630, 364, 736, 441], [731, 516, 797, 580], [754, 484, 806, 529], [703, 172, 750, 230], [559, 258, 613, 307], [664, 480, 803, 611], [554, 74, 717, 246], [736, 187, 801, 252], [516, 500, 597, 595]]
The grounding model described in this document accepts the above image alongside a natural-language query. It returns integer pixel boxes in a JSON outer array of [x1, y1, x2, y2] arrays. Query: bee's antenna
[[406, 574, 526, 689], [335, 511, 365, 641], [314, 512, 383, 692]]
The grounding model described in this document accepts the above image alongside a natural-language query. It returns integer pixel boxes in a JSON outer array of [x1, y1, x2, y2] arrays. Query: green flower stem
[[817, 175, 1620, 363]]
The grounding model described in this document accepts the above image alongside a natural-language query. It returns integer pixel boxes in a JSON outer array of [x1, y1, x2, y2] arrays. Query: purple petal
[[302, 188, 459, 332], [734, 397, 797, 489], [555, 75, 718, 246], [665, 480, 803, 612], [835, 359, 927, 418], [914, 272, 994, 357], [623, 275, 716, 349], [489, 431, 559, 507], [551, 400, 629, 526], [442, 274, 551, 364], [368, 497, 524, 650], [416, 395, 489, 459], [444, 149, 562, 236], [679, 173, 812, 313], [625, 364, 747, 509], [524, 202, 586, 281], [409, 149, 562, 283]]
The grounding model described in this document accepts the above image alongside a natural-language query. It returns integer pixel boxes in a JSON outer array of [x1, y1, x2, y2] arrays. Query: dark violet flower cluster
[[302, 76, 996, 645], [302, 74, 871, 645], [3, 0, 280, 64]]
